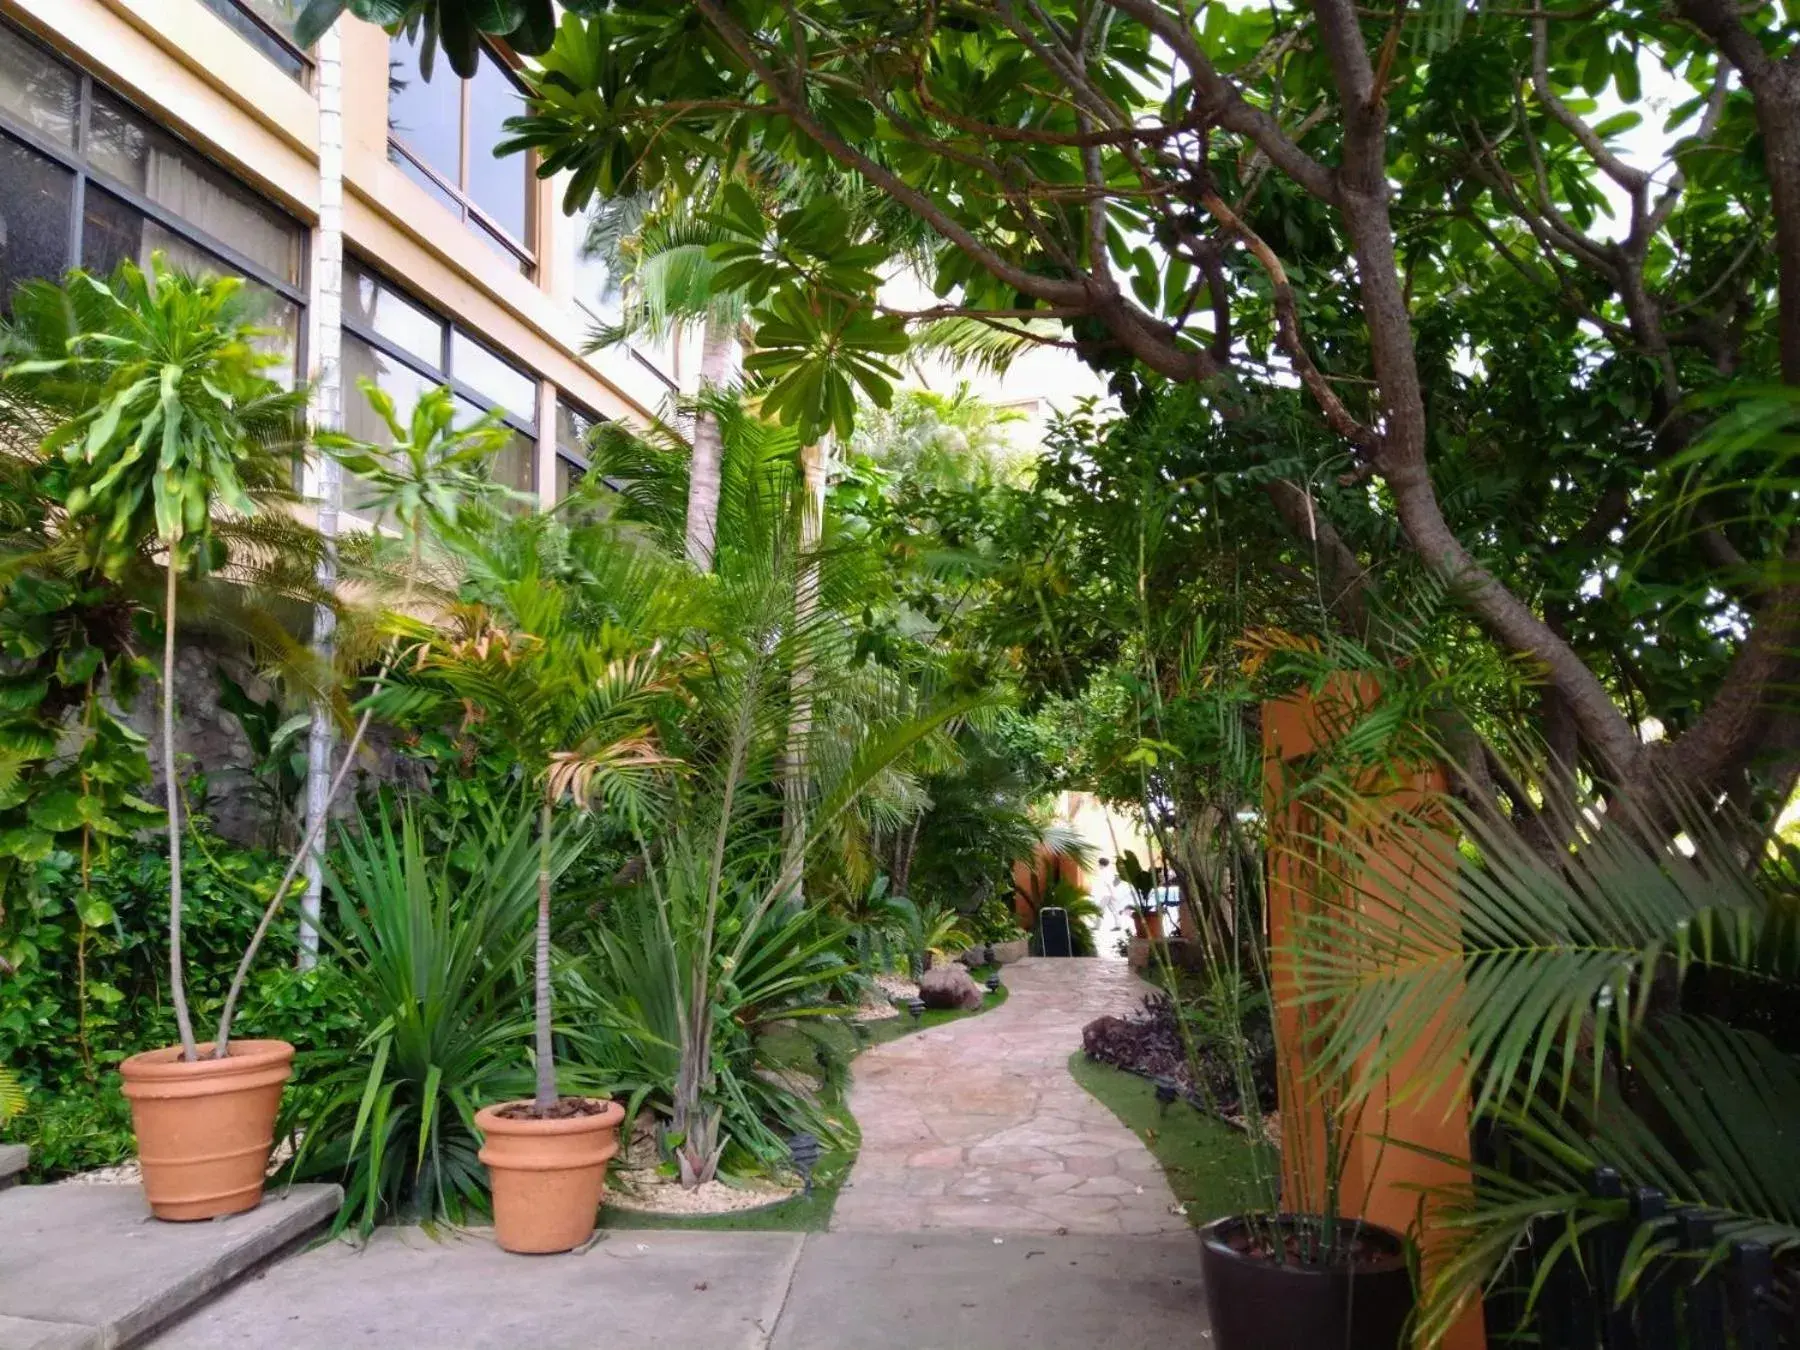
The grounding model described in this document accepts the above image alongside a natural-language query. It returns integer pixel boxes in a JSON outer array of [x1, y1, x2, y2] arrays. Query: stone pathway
[[832, 957, 1186, 1235]]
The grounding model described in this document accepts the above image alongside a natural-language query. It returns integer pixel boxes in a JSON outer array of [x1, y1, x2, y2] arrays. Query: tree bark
[[684, 311, 735, 570], [781, 439, 827, 904], [163, 552, 198, 1062]]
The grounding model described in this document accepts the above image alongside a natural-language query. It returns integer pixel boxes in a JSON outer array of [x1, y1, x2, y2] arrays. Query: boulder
[[991, 938, 1029, 965], [918, 962, 985, 1011]]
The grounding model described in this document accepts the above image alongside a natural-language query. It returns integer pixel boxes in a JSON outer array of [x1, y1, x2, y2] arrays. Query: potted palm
[[385, 526, 687, 1252]]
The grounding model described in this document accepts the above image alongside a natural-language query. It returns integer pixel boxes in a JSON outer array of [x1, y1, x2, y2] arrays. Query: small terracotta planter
[[476, 1099, 625, 1254], [119, 1039, 293, 1221], [1131, 909, 1165, 940]]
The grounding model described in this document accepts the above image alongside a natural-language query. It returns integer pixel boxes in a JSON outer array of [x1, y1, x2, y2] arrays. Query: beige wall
[[6, 0, 681, 495]]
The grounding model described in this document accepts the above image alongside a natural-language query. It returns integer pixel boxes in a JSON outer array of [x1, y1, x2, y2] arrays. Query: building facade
[[0, 0, 689, 500]]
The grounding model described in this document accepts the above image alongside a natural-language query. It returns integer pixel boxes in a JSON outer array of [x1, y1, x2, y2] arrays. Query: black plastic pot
[[1200, 1214, 1414, 1350]]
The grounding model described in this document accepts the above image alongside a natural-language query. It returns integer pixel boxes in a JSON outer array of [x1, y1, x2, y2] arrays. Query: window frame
[[0, 21, 308, 361], [386, 38, 536, 275], [196, 0, 312, 83], [342, 258, 540, 495]]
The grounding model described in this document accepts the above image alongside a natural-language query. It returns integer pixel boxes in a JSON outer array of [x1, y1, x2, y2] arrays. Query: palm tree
[[1295, 753, 1800, 1344], [3, 258, 310, 1062], [576, 188, 743, 570], [377, 512, 694, 1111]]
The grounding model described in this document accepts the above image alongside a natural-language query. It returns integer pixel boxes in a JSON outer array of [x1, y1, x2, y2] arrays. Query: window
[[196, 0, 309, 82], [554, 396, 601, 502], [387, 29, 533, 273], [558, 203, 619, 323], [342, 259, 539, 514], [0, 22, 306, 382]]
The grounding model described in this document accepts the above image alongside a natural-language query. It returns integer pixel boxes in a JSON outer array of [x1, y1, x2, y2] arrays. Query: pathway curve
[[831, 958, 1186, 1236]]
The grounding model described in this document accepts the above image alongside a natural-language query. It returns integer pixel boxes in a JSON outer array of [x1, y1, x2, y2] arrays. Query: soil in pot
[[1200, 1214, 1414, 1350], [476, 1097, 625, 1254], [119, 1039, 294, 1222]]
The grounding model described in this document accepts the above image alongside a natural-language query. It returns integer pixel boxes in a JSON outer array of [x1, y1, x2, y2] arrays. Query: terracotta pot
[[1200, 1215, 1413, 1350], [1131, 909, 1165, 940], [476, 1099, 625, 1254], [119, 1039, 293, 1222]]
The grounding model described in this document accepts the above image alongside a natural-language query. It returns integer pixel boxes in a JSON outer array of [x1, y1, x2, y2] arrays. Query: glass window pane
[[559, 205, 619, 321], [466, 48, 526, 243], [343, 261, 442, 369], [197, 0, 305, 79], [80, 187, 297, 384], [493, 427, 535, 496], [556, 454, 584, 502], [391, 145, 461, 218], [555, 398, 597, 458], [386, 27, 460, 188], [450, 331, 534, 423], [85, 91, 302, 285], [0, 133, 73, 309], [0, 24, 77, 146]]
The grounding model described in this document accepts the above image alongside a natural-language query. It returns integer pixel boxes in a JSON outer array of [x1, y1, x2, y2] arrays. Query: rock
[[991, 938, 1030, 965], [918, 962, 985, 1011], [955, 946, 988, 969]]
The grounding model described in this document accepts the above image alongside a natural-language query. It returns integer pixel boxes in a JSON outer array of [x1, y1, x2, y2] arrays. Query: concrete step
[[0, 1182, 340, 1350], [0, 1146, 26, 1189]]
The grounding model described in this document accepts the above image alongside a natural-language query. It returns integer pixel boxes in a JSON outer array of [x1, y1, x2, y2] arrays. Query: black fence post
[[1732, 1241, 1777, 1350], [1676, 1210, 1727, 1350], [1628, 1188, 1676, 1349], [1590, 1168, 1638, 1350]]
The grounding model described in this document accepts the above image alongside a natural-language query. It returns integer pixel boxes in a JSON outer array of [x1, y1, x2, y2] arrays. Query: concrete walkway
[[833, 957, 1186, 1235], [150, 1227, 1207, 1349]]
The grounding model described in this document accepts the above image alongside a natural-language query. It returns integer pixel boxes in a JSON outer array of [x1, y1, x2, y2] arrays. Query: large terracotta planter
[[476, 1099, 625, 1254], [119, 1039, 293, 1221]]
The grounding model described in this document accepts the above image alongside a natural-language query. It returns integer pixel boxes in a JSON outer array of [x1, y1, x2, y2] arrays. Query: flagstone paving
[[831, 957, 1186, 1236]]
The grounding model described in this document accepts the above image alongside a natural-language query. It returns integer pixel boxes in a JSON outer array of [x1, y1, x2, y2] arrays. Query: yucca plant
[[280, 802, 590, 1235], [1294, 752, 1800, 1344]]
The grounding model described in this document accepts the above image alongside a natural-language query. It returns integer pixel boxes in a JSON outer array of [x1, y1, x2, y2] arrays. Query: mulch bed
[[1080, 993, 1276, 1120]]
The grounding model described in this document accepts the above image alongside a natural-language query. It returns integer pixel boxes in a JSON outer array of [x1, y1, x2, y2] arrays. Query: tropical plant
[[887, 895, 969, 974], [211, 379, 517, 1058], [374, 511, 691, 1114], [567, 844, 854, 1176], [1295, 757, 1800, 1343], [281, 803, 589, 1235], [3, 257, 308, 1062]]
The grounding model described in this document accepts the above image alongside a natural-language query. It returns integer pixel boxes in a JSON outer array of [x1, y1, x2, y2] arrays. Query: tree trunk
[[300, 18, 346, 969], [534, 796, 556, 1111], [684, 311, 735, 570], [781, 440, 827, 903], [163, 551, 198, 1062]]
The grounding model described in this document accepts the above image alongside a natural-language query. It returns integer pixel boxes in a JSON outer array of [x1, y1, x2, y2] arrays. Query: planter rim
[[1201, 1213, 1410, 1278], [120, 1039, 294, 1082], [475, 1099, 625, 1138]]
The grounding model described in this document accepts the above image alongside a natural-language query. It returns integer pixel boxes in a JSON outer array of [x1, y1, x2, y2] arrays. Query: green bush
[[0, 821, 362, 1176]]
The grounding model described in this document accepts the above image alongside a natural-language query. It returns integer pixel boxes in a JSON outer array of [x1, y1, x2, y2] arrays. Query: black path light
[[1154, 1076, 1180, 1108], [787, 1131, 823, 1194], [985, 972, 1001, 993], [908, 996, 926, 1021]]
